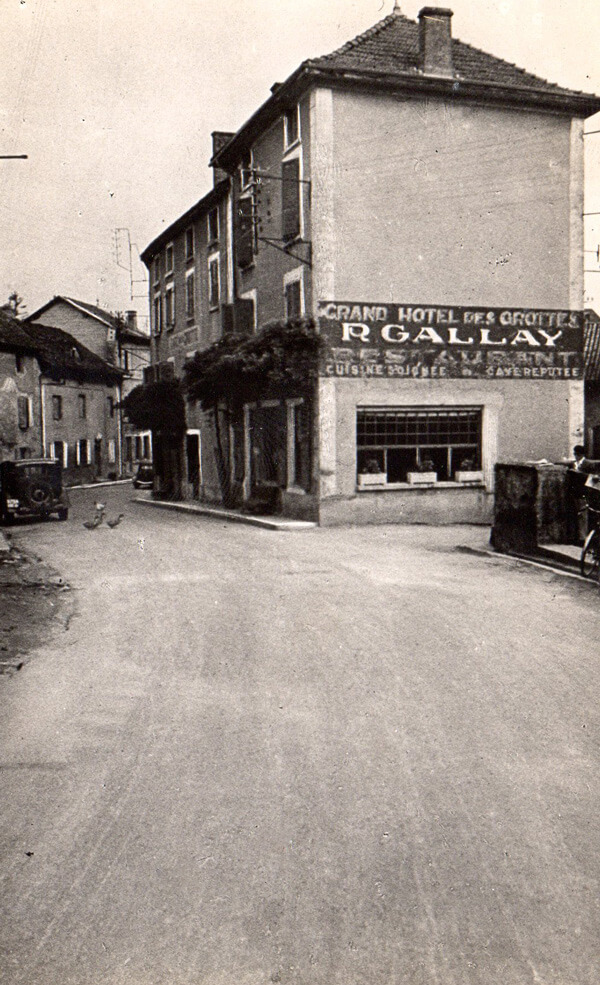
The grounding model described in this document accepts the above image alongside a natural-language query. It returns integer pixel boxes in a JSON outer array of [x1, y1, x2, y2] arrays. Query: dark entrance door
[[94, 438, 102, 476], [186, 432, 200, 499]]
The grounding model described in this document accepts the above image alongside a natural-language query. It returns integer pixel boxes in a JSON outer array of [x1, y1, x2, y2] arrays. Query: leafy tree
[[1, 292, 27, 318], [120, 379, 186, 436]]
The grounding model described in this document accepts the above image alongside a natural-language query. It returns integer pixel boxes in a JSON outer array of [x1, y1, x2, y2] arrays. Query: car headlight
[[6, 499, 20, 509]]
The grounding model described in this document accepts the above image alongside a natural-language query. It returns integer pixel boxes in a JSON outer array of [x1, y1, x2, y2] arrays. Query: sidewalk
[[133, 495, 317, 531], [132, 496, 588, 578]]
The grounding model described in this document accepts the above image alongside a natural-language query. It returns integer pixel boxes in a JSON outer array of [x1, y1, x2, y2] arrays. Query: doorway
[[186, 430, 201, 499]]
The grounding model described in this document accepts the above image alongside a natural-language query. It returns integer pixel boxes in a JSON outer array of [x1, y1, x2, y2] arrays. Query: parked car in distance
[[132, 462, 154, 489], [0, 459, 69, 524]]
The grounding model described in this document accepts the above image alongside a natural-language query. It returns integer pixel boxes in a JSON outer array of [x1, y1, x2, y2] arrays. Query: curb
[[459, 545, 593, 583], [67, 479, 133, 491], [133, 497, 317, 531]]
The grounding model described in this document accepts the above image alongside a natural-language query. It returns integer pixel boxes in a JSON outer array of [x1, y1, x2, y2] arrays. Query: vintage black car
[[0, 459, 69, 524], [132, 462, 154, 489]]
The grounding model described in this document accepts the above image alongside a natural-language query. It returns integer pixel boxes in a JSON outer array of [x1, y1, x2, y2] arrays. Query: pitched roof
[[212, 8, 600, 171], [19, 321, 123, 384], [0, 308, 36, 353], [27, 295, 118, 330], [310, 11, 592, 98], [141, 178, 229, 264], [26, 296, 150, 344]]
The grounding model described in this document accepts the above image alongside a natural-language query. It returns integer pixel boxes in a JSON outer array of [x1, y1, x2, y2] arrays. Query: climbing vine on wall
[[183, 317, 323, 410], [120, 379, 186, 436]]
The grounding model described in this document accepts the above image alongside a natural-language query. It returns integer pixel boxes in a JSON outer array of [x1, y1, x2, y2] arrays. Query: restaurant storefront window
[[357, 406, 482, 482]]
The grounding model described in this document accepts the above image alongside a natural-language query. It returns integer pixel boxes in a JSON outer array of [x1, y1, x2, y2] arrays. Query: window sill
[[355, 480, 487, 493], [208, 304, 220, 313], [283, 138, 301, 154], [207, 239, 219, 250]]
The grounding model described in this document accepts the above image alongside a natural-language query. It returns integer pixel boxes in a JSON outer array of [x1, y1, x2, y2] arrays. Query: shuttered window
[[17, 396, 30, 430], [281, 157, 300, 242], [284, 279, 302, 319], [236, 196, 255, 268]]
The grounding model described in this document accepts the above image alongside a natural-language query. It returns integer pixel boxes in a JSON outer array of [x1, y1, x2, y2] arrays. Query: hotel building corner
[[142, 6, 600, 525]]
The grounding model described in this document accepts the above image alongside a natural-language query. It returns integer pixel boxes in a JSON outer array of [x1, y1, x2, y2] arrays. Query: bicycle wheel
[[580, 529, 599, 578]]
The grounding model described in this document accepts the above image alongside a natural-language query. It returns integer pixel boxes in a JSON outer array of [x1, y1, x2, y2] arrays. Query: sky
[[1, 0, 600, 330]]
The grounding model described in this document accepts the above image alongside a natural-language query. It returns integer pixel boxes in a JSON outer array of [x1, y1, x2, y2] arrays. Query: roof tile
[[309, 11, 590, 98]]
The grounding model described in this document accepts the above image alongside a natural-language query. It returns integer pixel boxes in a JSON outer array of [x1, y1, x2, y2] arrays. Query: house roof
[[584, 310, 600, 381], [26, 297, 150, 345], [19, 320, 123, 384], [27, 296, 118, 330], [141, 178, 229, 265], [212, 8, 600, 170], [310, 10, 593, 97], [0, 308, 36, 353]]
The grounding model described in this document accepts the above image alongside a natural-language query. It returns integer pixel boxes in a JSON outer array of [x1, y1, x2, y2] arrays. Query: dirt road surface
[[0, 485, 598, 985]]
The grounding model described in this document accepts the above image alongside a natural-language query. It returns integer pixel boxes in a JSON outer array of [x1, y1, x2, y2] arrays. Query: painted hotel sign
[[317, 302, 583, 379]]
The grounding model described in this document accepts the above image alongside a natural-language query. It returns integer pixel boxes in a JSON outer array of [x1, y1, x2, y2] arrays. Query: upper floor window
[[284, 271, 304, 320], [185, 227, 195, 262], [165, 243, 174, 275], [207, 207, 219, 246], [17, 395, 30, 431], [165, 283, 175, 329], [282, 157, 301, 242], [153, 295, 162, 335], [208, 255, 220, 309], [186, 271, 195, 321], [283, 105, 300, 149], [240, 148, 254, 191], [107, 396, 115, 418], [236, 196, 256, 269], [15, 353, 24, 374], [78, 394, 87, 419], [52, 395, 63, 421], [153, 256, 160, 285]]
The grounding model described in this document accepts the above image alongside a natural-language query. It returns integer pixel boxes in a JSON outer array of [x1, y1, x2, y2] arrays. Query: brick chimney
[[418, 7, 454, 78], [125, 310, 137, 332], [211, 130, 235, 185]]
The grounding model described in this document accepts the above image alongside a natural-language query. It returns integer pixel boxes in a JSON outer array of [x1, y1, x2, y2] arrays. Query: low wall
[[491, 464, 571, 553], [318, 485, 492, 526]]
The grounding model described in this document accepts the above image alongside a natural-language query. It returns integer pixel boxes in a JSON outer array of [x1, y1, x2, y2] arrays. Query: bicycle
[[580, 475, 600, 580]]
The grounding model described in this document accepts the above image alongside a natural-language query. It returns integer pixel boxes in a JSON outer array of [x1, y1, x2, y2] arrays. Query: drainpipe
[[39, 375, 46, 457], [116, 380, 123, 475]]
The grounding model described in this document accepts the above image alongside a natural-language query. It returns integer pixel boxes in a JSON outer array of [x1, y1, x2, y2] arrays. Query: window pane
[[285, 280, 301, 319], [281, 158, 300, 242], [356, 407, 482, 483]]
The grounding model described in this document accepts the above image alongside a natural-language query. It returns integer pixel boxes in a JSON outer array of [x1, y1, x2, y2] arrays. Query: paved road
[[1, 485, 599, 985]]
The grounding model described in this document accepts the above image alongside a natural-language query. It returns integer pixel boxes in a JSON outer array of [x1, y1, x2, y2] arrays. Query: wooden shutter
[[17, 396, 30, 430], [236, 196, 254, 268], [235, 299, 255, 336], [281, 158, 300, 242], [221, 304, 235, 335]]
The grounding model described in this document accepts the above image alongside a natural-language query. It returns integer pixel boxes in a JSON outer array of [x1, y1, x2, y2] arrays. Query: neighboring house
[[18, 320, 123, 484], [140, 152, 238, 500], [0, 309, 41, 462], [26, 297, 152, 474], [141, 5, 600, 523]]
